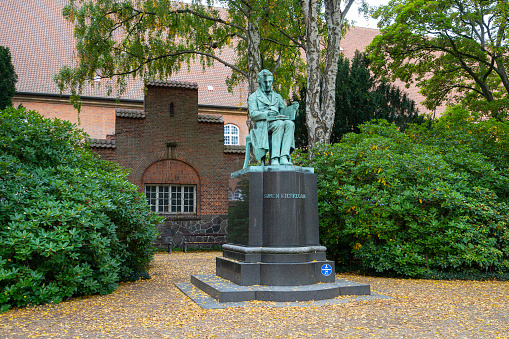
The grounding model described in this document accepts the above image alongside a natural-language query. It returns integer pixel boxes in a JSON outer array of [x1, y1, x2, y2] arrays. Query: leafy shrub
[[0, 107, 161, 312], [294, 118, 509, 278]]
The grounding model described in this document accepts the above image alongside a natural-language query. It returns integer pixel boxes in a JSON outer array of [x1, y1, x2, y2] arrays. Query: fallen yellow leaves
[[0, 251, 507, 338]]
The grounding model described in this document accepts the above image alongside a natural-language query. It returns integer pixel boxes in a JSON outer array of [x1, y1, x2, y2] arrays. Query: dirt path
[[1, 252, 508, 338]]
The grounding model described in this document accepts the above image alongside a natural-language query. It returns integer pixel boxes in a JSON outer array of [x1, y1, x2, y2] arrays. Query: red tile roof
[[224, 145, 246, 154], [115, 109, 146, 119], [88, 138, 116, 148], [341, 26, 380, 60], [146, 81, 199, 90], [197, 114, 224, 123]]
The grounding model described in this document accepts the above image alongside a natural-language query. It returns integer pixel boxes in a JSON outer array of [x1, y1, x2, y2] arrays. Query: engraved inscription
[[264, 193, 306, 199]]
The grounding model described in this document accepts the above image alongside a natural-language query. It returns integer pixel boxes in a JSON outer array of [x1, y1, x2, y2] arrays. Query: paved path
[[1, 252, 508, 338]]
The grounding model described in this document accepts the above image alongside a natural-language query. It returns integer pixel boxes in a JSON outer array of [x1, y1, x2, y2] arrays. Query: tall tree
[[295, 51, 423, 147], [332, 51, 423, 143], [55, 0, 306, 110], [0, 46, 17, 110], [367, 0, 509, 119], [299, 0, 356, 150]]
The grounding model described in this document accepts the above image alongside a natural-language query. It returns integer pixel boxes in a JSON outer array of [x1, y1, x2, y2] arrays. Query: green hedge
[[0, 107, 161, 312], [294, 111, 509, 278]]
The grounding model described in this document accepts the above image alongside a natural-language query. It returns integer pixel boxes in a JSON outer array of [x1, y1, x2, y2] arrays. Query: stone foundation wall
[[156, 215, 228, 248]]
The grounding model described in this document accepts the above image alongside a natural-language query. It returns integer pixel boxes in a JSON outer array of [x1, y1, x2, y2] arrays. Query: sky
[[346, 0, 390, 28]]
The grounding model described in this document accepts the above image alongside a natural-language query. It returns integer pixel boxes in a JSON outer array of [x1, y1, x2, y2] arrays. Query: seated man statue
[[248, 69, 299, 166]]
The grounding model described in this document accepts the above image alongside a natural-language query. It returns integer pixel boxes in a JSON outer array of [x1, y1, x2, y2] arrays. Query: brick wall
[[224, 152, 245, 176], [115, 83, 229, 216], [81, 83, 246, 246], [93, 147, 116, 162], [13, 100, 116, 139], [210, 113, 249, 146], [225, 115, 249, 145]]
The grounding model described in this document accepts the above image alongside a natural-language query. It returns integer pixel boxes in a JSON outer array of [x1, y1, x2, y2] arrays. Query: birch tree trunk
[[300, 0, 355, 151], [320, 0, 354, 144], [246, 14, 262, 160], [300, 0, 322, 150], [247, 20, 262, 95]]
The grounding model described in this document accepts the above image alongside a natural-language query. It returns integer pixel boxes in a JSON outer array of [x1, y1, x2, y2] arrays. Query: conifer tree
[[331, 51, 423, 143], [0, 46, 17, 110], [295, 51, 423, 148]]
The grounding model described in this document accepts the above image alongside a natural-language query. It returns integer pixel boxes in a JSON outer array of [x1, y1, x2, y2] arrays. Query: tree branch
[[103, 50, 247, 79], [271, 54, 282, 74], [129, 6, 248, 38], [262, 36, 303, 49]]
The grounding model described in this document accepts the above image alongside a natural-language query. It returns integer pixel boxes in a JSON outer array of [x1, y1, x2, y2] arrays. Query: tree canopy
[[0, 46, 17, 110], [367, 0, 509, 119], [55, 0, 306, 110], [332, 51, 423, 143], [55, 0, 366, 148]]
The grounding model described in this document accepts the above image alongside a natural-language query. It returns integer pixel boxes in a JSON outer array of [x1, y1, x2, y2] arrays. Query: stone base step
[[190, 274, 370, 303]]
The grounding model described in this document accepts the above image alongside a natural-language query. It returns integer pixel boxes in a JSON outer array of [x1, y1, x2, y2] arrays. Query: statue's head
[[258, 69, 274, 92]]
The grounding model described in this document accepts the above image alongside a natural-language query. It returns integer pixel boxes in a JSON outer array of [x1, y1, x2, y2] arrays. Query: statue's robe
[[248, 88, 295, 161]]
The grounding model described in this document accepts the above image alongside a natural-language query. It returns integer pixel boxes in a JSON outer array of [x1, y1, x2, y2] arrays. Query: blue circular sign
[[321, 264, 332, 276]]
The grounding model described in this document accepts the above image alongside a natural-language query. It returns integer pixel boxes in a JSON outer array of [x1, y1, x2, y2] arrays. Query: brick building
[[91, 81, 244, 244]]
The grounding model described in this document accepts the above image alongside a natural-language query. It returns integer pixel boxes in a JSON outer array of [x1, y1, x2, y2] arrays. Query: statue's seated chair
[[243, 132, 272, 169]]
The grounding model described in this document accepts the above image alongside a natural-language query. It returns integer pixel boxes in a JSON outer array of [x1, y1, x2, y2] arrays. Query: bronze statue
[[247, 70, 299, 166]]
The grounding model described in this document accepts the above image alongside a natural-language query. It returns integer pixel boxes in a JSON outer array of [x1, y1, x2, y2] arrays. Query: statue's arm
[[248, 94, 268, 121], [274, 94, 299, 120]]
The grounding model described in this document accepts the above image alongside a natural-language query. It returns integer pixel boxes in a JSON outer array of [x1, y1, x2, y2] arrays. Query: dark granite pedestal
[[189, 166, 370, 303]]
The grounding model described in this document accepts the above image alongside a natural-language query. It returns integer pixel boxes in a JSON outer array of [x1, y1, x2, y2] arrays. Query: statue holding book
[[247, 69, 299, 166]]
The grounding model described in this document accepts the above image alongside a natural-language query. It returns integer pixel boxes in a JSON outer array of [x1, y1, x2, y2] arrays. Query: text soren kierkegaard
[[263, 193, 306, 199]]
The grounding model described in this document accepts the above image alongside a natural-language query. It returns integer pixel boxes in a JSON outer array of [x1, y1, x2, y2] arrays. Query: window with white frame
[[145, 185, 196, 214], [234, 189, 244, 201], [224, 124, 239, 145]]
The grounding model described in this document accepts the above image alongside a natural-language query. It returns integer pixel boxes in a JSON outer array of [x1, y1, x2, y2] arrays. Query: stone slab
[[189, 274, 371, 303], [222, 249, 327, 263], [228, 169, 320, 248], [176, 280, 389, 310], [221, 245, 327, 263]]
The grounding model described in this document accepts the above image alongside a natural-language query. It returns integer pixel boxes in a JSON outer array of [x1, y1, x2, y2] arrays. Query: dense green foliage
[[368, 0, 509, 118], [294, 112, 509, 278], [0, 107, 160, 312], [332, 51, 423, 143], [295, 51, 423, 148], [0, 46, 17, 110]]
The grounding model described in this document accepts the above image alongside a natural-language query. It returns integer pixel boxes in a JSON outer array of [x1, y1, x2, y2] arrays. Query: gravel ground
[[0, 251, 508, 338]]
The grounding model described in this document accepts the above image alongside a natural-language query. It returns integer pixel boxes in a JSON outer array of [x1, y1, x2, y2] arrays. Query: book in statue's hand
[[279, 105, 297, 120]]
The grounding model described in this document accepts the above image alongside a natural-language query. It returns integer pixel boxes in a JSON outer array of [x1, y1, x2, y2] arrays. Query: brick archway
[[142, 160, 201, 214], [142, 160, 200, 185]]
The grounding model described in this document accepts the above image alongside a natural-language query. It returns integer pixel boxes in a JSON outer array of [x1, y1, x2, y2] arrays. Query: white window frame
[[224, 124, 240, 145], [234, 189, 244, 201], [145, 185, 196, 214]]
